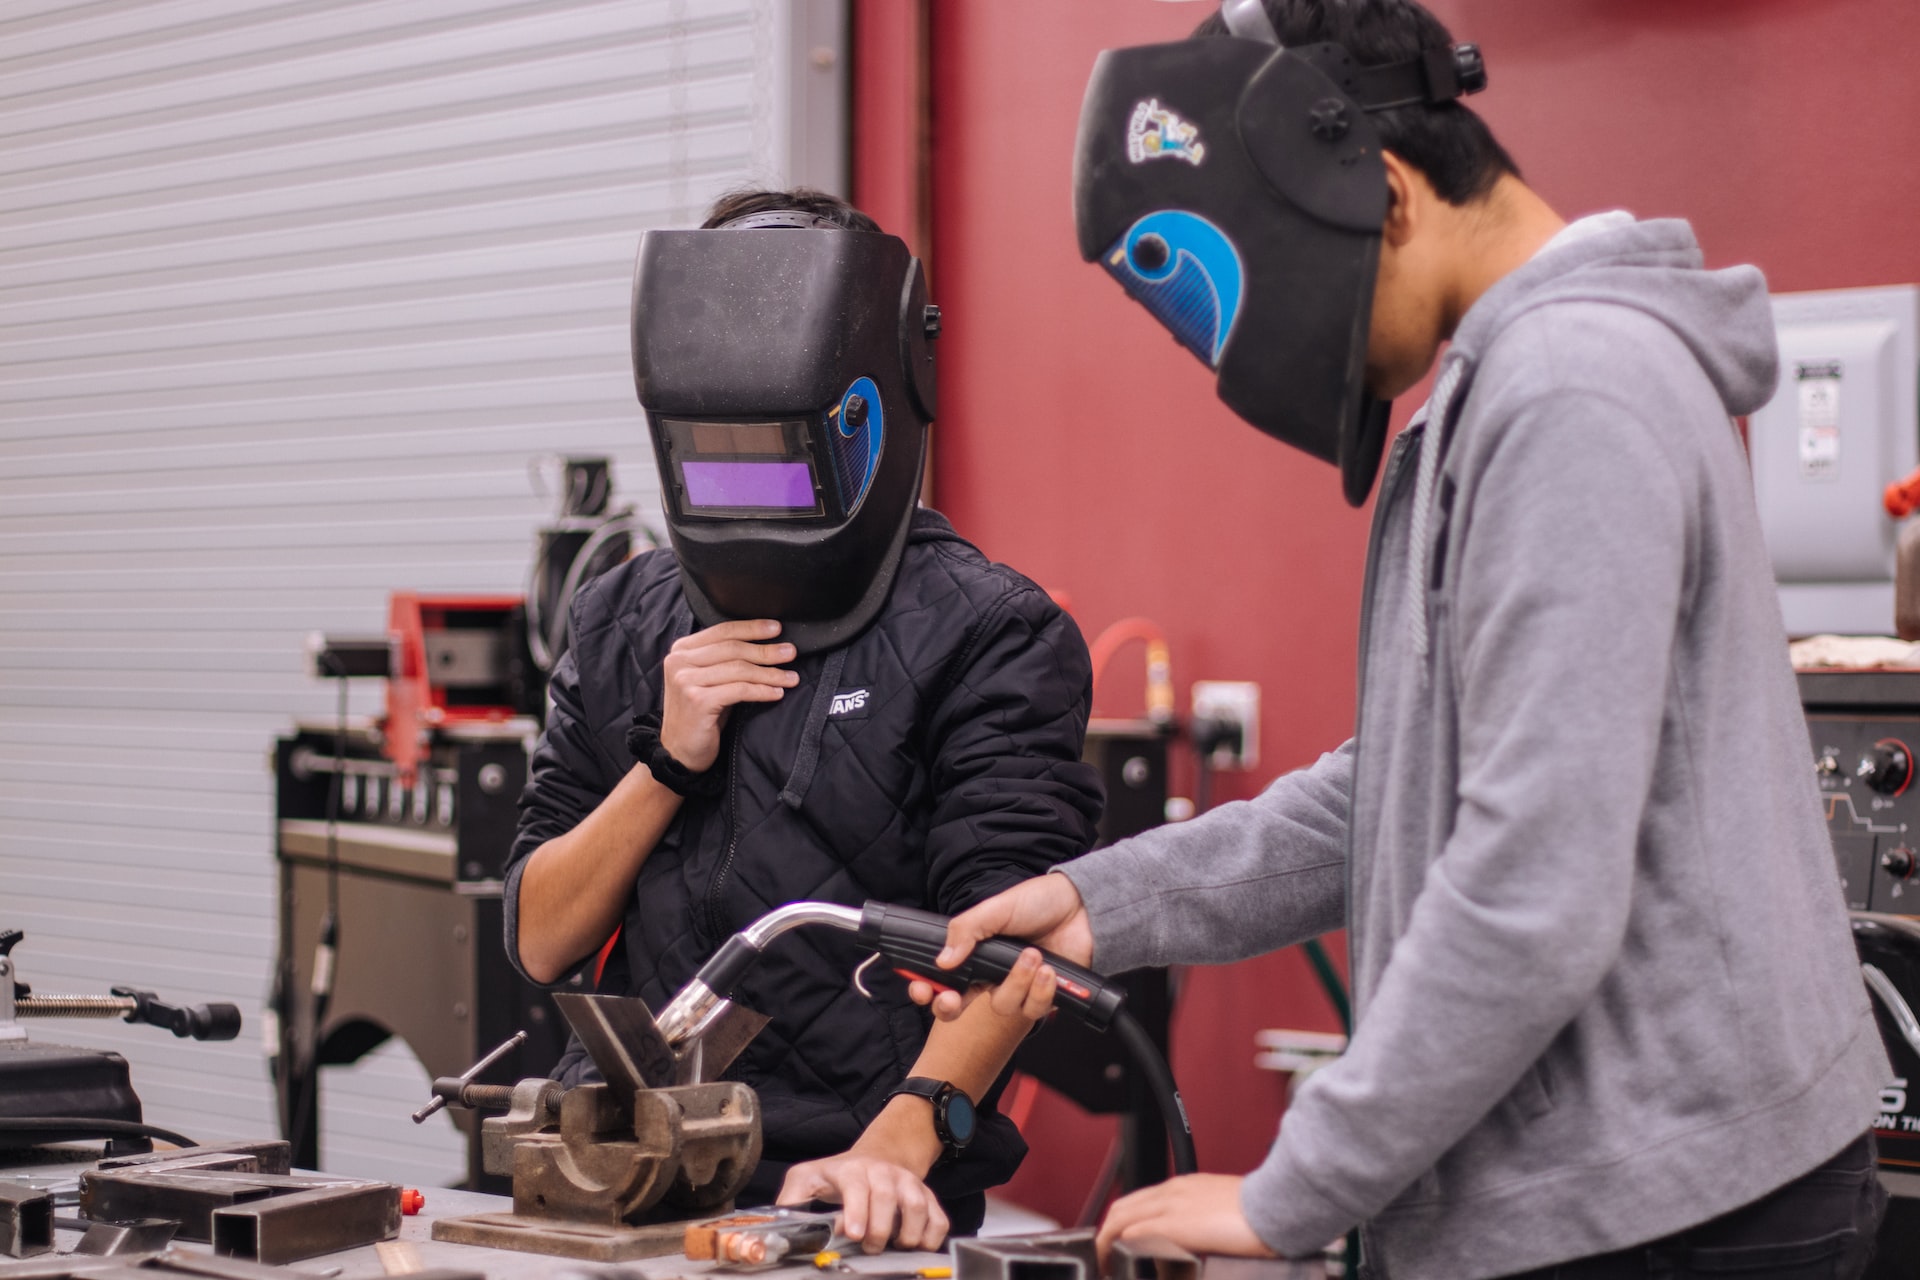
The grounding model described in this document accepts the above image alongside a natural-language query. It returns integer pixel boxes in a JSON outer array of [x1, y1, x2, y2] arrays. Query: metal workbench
[[9, 1147, 1040, 1280]]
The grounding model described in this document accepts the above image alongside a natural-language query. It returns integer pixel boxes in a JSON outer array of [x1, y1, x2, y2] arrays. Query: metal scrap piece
[[96, 1143, 290, 1177], [158, 1245, 344, 1280], [0, 1185, 52, 1259], [78, 1171, 339, 1243], [0, 1262, 149, 1280], [72, 1220, 178, 1257], [210, 1181, 400, 1265], [953, 1232, 1099, 1280], [1197, 1262, 1328, 1280], [429, 1211, 690, 1262], [1107, 1238, 1200, 1280]]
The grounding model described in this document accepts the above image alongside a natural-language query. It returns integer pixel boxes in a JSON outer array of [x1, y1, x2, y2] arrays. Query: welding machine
[[1802, 668, 1920, 1272]]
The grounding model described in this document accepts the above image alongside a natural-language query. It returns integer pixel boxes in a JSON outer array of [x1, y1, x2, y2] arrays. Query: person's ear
[[1379, 151, 1419, 250]]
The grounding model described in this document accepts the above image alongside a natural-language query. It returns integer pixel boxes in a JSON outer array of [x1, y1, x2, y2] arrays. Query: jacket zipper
[[703, 720, 744, 939], [1344, 431, 1421, 971]]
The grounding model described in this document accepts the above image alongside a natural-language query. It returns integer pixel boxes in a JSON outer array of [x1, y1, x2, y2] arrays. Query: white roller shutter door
[[0, 0, 844, 1185]]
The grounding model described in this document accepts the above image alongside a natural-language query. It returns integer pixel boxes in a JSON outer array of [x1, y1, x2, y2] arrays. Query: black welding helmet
[[632, 214, 937, 653], [1073, 0, 1485, 505]]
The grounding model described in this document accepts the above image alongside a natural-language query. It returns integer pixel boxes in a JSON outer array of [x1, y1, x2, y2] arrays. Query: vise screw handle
[[412, 1030, 528, 1123]]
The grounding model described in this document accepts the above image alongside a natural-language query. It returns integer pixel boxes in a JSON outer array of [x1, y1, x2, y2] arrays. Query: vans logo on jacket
[[828, 688, 870, 718]]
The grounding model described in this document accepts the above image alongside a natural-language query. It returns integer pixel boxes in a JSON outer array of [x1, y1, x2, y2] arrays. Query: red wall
[[859, 0, 1920, 1226]]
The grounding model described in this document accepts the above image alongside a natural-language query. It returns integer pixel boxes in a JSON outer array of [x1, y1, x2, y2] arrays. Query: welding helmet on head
[[1073, 0, 1486, 505], [632, 211, 938, 653]]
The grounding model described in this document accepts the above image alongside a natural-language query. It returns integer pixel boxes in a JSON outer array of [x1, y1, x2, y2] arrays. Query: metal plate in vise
[[672, 1003, 771, 1086], [551, 994, 678, 1092], [550, 993, 771, 1089]]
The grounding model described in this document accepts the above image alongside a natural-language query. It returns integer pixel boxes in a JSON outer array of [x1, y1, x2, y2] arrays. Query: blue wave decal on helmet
[[1100, 210, 1245, 367], [830, 376, 884, 514]]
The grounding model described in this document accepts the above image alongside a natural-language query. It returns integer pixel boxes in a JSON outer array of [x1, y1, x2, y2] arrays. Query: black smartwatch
[[886, 1076, 976, 1162]]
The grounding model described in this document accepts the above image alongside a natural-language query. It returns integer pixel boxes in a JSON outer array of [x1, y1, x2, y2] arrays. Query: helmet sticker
[[1127, 99, 1206, 166]]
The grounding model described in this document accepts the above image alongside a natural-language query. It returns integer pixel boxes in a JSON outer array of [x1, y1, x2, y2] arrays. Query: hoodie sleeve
[[1239, 388, 1687, 1255], [1058, 742, 1352, 974]]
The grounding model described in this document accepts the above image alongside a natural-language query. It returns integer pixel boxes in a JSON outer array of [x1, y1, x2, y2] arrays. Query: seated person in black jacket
[[503, 188, 1103, 1250]]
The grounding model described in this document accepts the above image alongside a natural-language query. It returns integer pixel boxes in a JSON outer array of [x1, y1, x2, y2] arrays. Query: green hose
[[1301, 936, 1351, 1034]]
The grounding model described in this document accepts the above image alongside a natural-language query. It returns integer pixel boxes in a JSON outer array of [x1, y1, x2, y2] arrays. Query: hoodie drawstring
[[1407, 357, 1466, 665]]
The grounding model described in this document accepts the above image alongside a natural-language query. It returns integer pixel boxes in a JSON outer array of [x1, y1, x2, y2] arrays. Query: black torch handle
[[857, 901, 1125, 1032]]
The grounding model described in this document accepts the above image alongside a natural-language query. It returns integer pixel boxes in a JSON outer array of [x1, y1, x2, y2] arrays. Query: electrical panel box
[[1750, 284, 1919, 636]]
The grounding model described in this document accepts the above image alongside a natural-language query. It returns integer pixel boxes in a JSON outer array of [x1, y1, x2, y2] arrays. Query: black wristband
[[625, 714, 725, 800]]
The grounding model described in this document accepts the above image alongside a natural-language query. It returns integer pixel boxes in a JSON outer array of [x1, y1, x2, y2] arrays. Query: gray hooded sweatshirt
[[1060, 216, 1890, 1279]]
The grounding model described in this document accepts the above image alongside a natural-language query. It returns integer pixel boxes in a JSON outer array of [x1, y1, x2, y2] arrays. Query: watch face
[[943, 1088, 976, 1146]]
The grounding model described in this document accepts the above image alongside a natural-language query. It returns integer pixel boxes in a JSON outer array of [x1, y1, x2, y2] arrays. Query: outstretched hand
[[659, 619, 797, 772], [777, 1152, 949, 1254], [1095, 1175, 1276, 1266], [906, 873, 1094, 1020]]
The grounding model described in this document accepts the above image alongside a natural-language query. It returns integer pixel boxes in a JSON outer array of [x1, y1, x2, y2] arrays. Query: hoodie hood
[[1449, 216, 1780, 418]]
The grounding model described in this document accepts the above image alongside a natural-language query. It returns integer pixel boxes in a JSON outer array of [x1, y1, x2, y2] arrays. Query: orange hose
[[1089, 617, 1174, 725]]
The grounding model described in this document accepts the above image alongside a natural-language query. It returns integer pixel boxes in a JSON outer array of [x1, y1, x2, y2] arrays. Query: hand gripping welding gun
[[654, 901, 1198, 1175]]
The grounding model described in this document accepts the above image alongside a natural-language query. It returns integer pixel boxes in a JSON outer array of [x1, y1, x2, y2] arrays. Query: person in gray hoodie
[[921, 2, 1892, 1277]]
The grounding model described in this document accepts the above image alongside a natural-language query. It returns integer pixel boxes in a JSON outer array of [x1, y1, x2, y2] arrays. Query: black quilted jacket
[[503, 508, 1103, 1216]]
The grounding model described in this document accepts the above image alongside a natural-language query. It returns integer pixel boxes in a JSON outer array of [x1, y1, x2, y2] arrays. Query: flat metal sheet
[[674, 1004, 771, 1085], [73, 1219, 177, 1256], [549, 995, 676, 1093], [430, 1212, 686, 1262]]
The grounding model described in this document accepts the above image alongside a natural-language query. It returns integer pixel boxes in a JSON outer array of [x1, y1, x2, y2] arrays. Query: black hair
[[1194, 0, 1518, 204], [700, 187, 881, 233]]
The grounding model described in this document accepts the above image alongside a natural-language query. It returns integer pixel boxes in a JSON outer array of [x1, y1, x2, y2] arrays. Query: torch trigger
[[852, 951, 881, 1000]]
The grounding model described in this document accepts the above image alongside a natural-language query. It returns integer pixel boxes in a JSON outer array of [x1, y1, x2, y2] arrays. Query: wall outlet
[[1191, 680, 1259, 770]]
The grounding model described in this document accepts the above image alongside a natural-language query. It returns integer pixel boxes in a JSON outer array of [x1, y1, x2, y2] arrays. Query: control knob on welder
[[1858, 740, 1913, 795], [1884, 846, 1918, 881]]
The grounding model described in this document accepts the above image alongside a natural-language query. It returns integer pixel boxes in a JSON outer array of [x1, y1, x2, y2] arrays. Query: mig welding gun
[[656, 900, 1198, 1176]]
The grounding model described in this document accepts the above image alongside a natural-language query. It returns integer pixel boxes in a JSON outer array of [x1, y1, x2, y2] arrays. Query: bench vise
[[422, 991, 767, 1261]]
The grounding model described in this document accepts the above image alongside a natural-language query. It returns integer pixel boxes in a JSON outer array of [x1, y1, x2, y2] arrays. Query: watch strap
[[626, 714, 725, 799], [886, 1076, 946, 1105], [886, 1076, 971, 1161]]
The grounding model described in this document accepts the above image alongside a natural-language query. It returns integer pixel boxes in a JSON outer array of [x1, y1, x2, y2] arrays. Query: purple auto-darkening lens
[[682, 460, 816, 509]]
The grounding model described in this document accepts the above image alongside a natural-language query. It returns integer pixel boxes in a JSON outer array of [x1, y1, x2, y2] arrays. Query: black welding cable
[[322, 666, 347, 944], [0, 1117, 199, 1149], [1111, 1005, 1198, 1176]]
